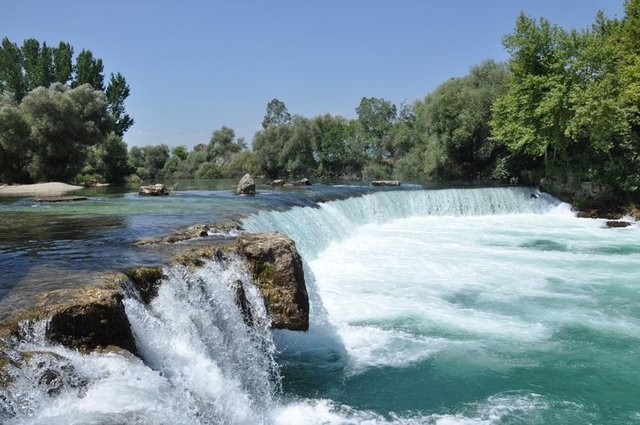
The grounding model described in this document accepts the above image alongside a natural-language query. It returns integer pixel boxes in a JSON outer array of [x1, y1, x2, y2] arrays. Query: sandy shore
[[0, 182, 84, 196]]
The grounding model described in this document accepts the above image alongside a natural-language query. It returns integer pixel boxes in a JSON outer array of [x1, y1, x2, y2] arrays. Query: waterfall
[[242, 187, 565, 258], [1, 256, 282, 425]]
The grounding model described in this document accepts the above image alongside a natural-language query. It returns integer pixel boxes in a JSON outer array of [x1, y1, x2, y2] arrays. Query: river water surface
[[1, 183, 639, 424]]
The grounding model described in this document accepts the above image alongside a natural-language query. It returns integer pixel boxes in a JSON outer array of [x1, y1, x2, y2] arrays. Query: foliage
[[0, 37, 134, 184], [106, 72, 134, 136], [262, 98, 292, 129], [492, 2, 640, 202], [415, 60, 508, 180]]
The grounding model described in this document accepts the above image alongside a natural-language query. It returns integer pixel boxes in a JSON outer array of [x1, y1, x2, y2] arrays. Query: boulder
[[138, 184, 170, 196], [237, 174, 256, 195], [605, 220, 632, 228], [40, 285, 138, 355], [0, 282, 138, 356], [293, 178, 311, 186], [371, 180, 401, 186], [124, 266, 165, 304], [270, 179, 286, 186], [235, 232, 309, 331]]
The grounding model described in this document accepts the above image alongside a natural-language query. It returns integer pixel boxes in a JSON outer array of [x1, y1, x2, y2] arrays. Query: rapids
[[2, 186, 639, 424]]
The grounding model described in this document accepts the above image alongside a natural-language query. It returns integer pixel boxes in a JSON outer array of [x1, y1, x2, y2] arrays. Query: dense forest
[[1, 1, 639, 206]]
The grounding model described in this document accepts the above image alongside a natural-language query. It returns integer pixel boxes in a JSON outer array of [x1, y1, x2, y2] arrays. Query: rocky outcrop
[[43, 286, 137, 355], [138, 184, 170, 196], [605, 220, 632, 228], [371, 180, 401, 186], [124, 266, 165, 304], [269, 178, 312, 187], [237, 174, 256, 195], [34, 196, 88, 203], [0, 281, 137, 355], [134, 221, 242, 246], [293, 178, 311, 186], [235, 232, 309, 331]]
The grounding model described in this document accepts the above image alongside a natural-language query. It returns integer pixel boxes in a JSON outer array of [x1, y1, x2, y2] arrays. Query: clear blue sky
[[2, 1, 625, 149]]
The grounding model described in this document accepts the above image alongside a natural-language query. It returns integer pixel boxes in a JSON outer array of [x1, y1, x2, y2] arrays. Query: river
[[1, 183, 639, 424]]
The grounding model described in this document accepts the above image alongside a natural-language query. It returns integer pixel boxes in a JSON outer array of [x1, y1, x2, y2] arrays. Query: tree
[[253, 124, 290, 178], [491, 14, 574, 170], [262, 98, 292, 129], [106, 72, 134, 136], [0, 38, 26, 101], [73, 49, 104, 91], [415, 60, 508, 179], [310, 114, 351, 177], [53, 42, 73, 84], [355, 97, 397, 160], [207, 126, 246, 164], [20, 83, 112, 181], [0, 97, 31, 182], [127, 144, 170, 180]]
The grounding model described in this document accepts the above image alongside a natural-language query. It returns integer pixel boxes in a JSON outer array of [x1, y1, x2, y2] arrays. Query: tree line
[[1, 1, 638, 206], [0, 37, 132, 184]]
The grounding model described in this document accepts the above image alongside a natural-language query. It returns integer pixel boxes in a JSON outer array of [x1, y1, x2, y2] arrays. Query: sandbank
[[0, 182, 84, 196]]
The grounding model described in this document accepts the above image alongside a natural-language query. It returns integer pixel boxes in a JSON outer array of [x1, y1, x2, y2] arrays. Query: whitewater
[[2, 186, 639, 424]]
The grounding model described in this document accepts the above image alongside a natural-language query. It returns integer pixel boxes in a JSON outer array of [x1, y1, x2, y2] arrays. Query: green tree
[[310, 114, 351, 177], [73, 49, 104, 91], [253, 124, 290, 178], [105, 72, 134, 136], [172, 145, 188, 161], [355, 97, 397, 160], [491, 14, 574, 170], [0, 38, 26, 101], [262, 98, 292, 129], [416, 60, 508, 179], [53, 42, 73, 84], [207, 126, 246, 164], [0, 97, 31, 182], [20, 83, 112, 181], [127, 144, 170, 180]]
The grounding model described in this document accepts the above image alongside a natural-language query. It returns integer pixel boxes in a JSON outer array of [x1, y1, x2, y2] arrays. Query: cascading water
[[2, 186, 639, 424], [241, 187, 563, 259], [1, 256, 282, 425]]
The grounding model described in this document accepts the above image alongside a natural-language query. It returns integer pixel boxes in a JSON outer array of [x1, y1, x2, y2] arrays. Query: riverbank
[[0, 182, 83, 196]]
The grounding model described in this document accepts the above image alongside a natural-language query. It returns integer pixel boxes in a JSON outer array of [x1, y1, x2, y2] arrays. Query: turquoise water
[[244, 188, 640, 424], [2, 186, 639, 424]]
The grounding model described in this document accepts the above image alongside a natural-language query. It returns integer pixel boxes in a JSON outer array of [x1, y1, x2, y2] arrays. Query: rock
[[42, 286, 138, 355], [138, 184, 170, 196], [235, 232, 309, 331], [33, 196, 88, 203], [237, 174, 256, 195], [124, 266, 164, 304], [293, 178, 311, 186], [231, 279, 254, 326], [605, 220, 632, 228], [371, 180, 401, 186], [270, 179, 286, 186]]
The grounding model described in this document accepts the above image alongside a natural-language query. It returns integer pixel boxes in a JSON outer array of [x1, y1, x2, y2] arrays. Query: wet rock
[[231, 279, 254, 326], [237, 174, 256, 196], [235, 232, 309, 331], [43, 286, 138, 355], [371, 180, 401, 186], [293, 178, 311, 186], [33, 196, 88, 203], [270, 179, 286, 186], [124, 266, 165, 304], [605, 220, 632, 228], [138, 184, 170, 196]]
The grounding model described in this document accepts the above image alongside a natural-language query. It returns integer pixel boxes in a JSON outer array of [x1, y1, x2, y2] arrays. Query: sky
[[2, 1, 626, 149]]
